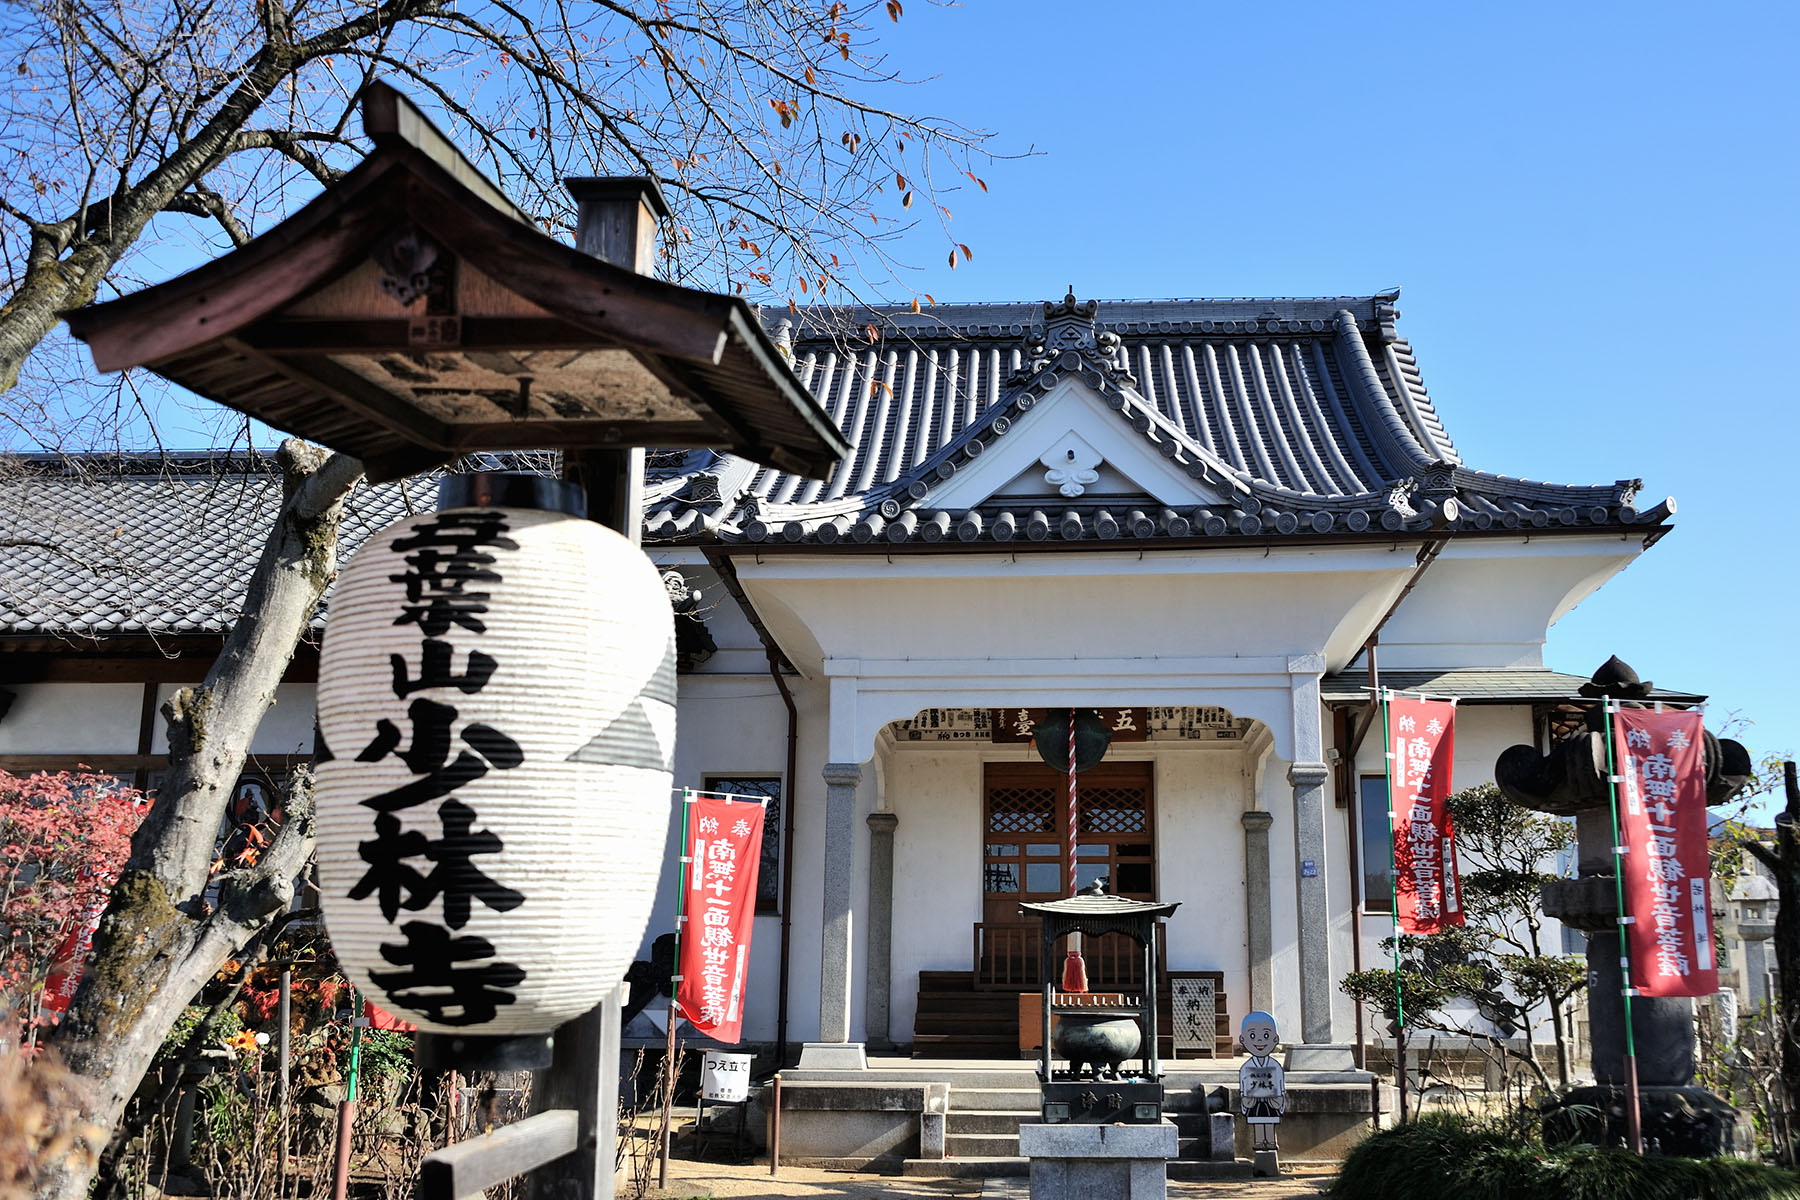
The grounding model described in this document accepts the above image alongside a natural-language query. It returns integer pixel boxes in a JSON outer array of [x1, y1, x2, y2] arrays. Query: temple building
[[0, 287, 1690, 1159]]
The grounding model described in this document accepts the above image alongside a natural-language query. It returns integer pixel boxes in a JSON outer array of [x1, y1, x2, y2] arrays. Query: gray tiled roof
[[1318, 668, 1705, 705], [644, 292, 1665, 546], [1, 292, 1672, 641], [0, 455, 429, 641]]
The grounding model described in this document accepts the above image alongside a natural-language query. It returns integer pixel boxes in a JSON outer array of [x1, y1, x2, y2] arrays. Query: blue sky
[[48, 1, 1797, 802], [851, 0, 1797, 799]]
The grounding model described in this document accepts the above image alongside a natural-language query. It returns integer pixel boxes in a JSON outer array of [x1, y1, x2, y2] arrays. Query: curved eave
[[648, 514, 1670, 557]]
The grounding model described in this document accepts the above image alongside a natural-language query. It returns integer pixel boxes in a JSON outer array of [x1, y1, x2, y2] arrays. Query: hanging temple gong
[[1032, 709, 1113, 774]]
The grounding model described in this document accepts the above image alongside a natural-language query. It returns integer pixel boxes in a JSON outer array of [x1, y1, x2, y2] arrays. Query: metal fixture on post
[[66, 80, 847, 1200]]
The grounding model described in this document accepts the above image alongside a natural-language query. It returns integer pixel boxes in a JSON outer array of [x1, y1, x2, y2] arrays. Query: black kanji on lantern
[[352, 506, 529, 1024], [388, 510, 520, 636], [369, 921, 527, 1026], [355, 697, 524, 813], [391, 639, 499, 696], [349, 800, 525, 927]]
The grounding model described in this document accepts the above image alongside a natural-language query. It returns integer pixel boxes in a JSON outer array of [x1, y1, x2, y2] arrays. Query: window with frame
[[703, 776, 783, 913], [1359, 774, 1393, 913]]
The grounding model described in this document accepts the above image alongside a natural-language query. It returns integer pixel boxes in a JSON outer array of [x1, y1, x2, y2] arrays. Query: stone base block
[[1253, 1149, 1280, 1177], [1020, 1121, 1177, 1200], [797, 1042, 869, 1071], [1283, 1043, 1357, 1071], [919, 1110, 946, 1159], [771, 1080, 944, 1169], [1544, 1085, 1753, 1159], [1229, 1083, 1379, 1161], [1208, 1113, 1235, 1161]]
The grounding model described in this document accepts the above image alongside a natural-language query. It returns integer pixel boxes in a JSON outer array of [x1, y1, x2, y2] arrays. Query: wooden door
[[978, 761, 1156, 988]]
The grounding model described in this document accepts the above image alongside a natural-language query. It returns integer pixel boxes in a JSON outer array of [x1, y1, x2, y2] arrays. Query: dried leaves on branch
[[0, 0, 995, 446]]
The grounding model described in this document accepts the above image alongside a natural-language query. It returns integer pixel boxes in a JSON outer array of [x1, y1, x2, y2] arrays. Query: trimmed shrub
[[1331, 1114, 1800, 1200]]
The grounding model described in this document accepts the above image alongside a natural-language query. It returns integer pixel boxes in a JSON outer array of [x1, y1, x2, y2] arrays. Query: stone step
[[1166, 1160, 1256, 1180], [901, 1157, 1028, 1178], [946, 1110, 1039, 1134], [783, 1066, 1039, 1088], [945, 1132, 1022, 1157], [916, 990, 1020, 1008], [913, 1014, 1017, 1034], [918, 971, 977, 991], [910, 1033, 1019, 1054], [947, 1087, 1042, 1111]]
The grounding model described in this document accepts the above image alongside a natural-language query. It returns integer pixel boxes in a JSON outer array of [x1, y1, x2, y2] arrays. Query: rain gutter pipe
[[702, 548, 801, 1066]]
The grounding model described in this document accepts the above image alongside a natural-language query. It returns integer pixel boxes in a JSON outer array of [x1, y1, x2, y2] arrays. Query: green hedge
[[1331, 1115, 1800, 1200]]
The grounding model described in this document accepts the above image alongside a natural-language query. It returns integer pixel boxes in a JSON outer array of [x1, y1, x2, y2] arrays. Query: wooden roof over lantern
[[65, 84, 849, 483]]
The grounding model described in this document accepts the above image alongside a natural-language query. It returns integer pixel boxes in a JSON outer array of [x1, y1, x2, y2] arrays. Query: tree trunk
[[36, 444, 362, 1200], [1745, 761, 1800, 1165], [1550, 996, 1571, 1089]]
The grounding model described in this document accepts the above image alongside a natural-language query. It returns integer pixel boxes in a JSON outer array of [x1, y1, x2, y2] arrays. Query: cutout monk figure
[[1238, 1010, 1285, 1154]]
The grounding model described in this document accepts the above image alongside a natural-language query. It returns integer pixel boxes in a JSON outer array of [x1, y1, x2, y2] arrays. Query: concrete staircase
[[945, 1084, 1040, 1158], [937, 1081, 1218, 1161]]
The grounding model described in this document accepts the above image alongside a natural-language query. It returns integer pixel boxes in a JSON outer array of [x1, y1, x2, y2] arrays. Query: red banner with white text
[[39, 902, 107, 1022], [675, 795, 766, 1043], [1386, 696, 1462, 933], [1614, 708, 1717, 998]]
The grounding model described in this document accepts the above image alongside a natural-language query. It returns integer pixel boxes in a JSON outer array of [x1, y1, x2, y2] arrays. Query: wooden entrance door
[[977, 761, 1156, 988]]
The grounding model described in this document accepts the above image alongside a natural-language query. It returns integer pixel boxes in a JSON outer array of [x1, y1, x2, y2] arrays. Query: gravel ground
[[645, 1157, 1335, 1199]]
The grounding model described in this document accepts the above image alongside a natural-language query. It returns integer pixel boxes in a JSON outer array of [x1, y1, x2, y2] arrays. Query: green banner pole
[[1380, 689, 1407, 1122], [659, 788, 697, 1188], [1602, 706, 1644, 1154]]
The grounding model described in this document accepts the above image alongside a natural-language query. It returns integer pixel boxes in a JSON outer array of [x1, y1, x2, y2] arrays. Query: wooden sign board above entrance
[[889, 708, 1249, 743], [990, 709, 1150, 743]]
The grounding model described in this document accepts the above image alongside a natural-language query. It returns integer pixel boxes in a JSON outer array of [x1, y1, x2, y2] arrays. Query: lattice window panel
[[1078, 786, 1149, 835], [987, 786, 1057, 834], [1171, 976, 1218, 1053]]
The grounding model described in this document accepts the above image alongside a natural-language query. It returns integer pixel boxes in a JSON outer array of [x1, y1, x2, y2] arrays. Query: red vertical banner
[[38, 902, 107, 1022], [1386, 696, 1462, 934], [676, 795, 766, 1043], [1613, 708, 1717, 998]]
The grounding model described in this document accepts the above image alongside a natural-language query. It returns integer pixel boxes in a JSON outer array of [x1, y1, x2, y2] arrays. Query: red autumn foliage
[[0, 771, 147, 1031]]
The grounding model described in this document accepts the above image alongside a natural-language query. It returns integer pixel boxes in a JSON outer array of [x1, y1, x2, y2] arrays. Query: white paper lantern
[[315, 480, 676, 1036]]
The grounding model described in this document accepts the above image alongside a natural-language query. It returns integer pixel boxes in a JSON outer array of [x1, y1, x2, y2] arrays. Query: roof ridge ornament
[[1011, 288, 1135, 387]]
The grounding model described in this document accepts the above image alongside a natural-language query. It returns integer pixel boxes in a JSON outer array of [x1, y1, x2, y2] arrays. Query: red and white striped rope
[[1067, 707, 1078, 896]]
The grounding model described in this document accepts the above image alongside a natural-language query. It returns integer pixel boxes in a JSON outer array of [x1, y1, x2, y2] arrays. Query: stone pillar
[[1289, 761, 1334, 1046], [817, 761, 863, 1045], [1242, 810, 1275, 1016], [1585, 929, 1694, 1086], [1283, 652, 1341, 1056], [864, 810, 899, 1051]]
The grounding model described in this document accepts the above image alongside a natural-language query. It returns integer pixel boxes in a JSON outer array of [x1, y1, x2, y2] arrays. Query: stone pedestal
[[1019, 1122, 1177, 1200], [1253, 1149, 1280, 1177], [1284, 1044, 1356, 1071], [797, 1042, 868, 1071], [1208, 1113, 1235, 1161], [1540, 844, 1744, 1156]]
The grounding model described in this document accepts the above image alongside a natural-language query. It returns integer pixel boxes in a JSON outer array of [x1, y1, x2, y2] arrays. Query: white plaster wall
[[1151, 748, 1253, 1032], [1323, 754, 1358, 1041], [1348, 702, 1572, 1045], [884, 749, 983, 1042], [146, 683, 316, 757], [1259, 753, 1303, 1039], [640, 673, 797, 1044], [1377, 536, 1640, 670], [0, 683, 145, 754]]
